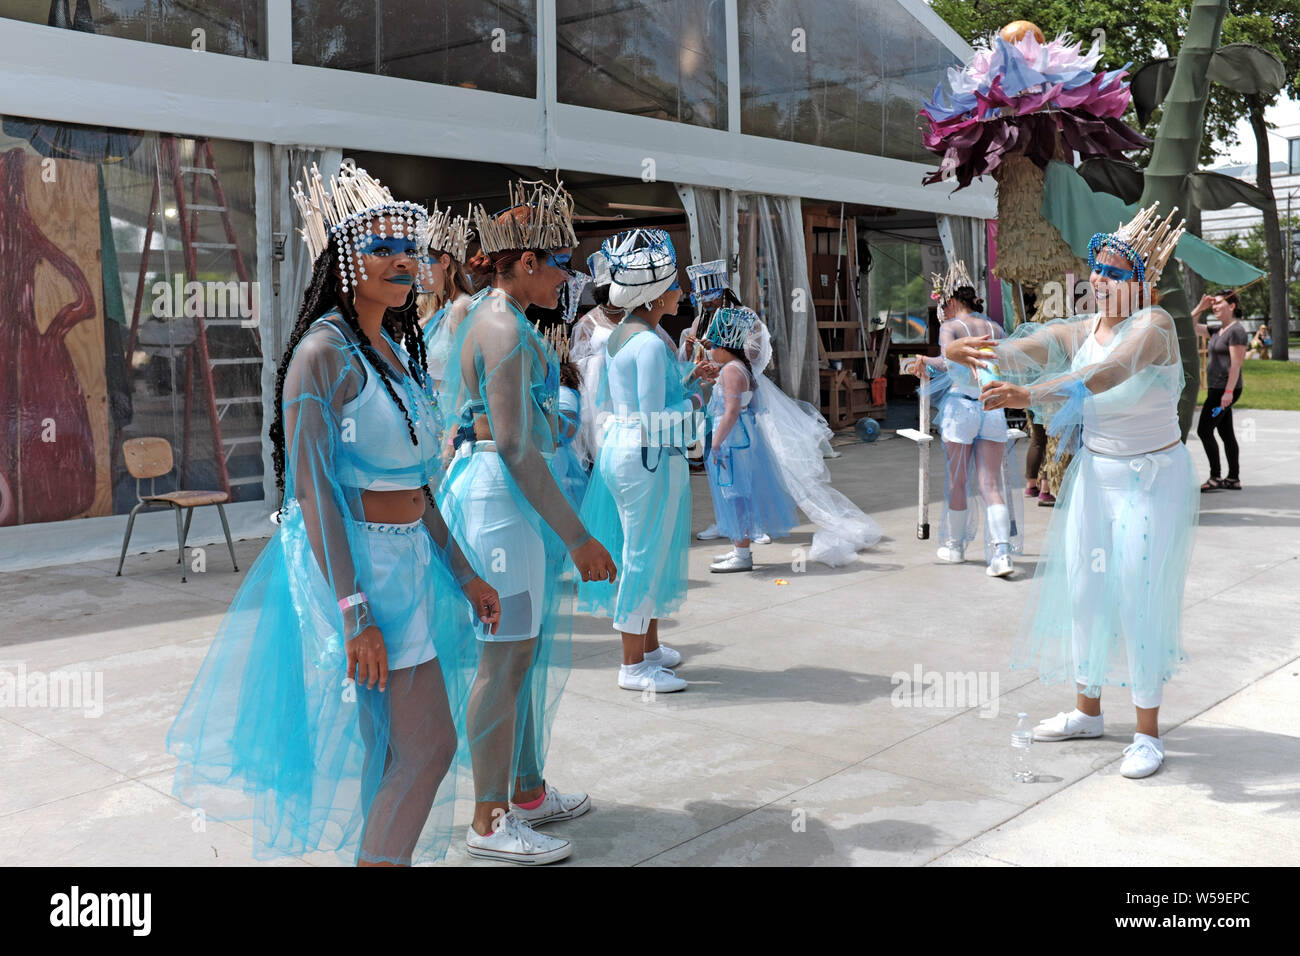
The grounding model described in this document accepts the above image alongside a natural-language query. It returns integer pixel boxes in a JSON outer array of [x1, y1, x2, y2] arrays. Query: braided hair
[[270, 233, 434, 499]]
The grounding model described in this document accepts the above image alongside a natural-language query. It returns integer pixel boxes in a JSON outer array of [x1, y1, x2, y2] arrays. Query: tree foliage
[[927, 0, 1300, 168], [1213, 216, 1300, 318]]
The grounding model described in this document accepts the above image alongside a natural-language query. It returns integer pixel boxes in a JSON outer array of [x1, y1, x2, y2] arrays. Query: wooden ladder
[[125, 136, 261, 496]]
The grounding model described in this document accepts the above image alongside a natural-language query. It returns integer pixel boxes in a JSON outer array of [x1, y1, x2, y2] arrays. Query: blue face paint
[[544, 251, 576, 275], [667, 277, 680, 292], [356, 234, 423, 259], [1093, 263, 1135, 282]]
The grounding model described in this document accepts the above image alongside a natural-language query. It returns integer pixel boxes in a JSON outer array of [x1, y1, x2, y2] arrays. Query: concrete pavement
[[1, 408, 1296, 866]]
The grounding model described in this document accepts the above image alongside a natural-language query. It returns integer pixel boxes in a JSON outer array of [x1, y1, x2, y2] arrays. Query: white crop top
[[1072, 317, 1181, 457], [333, 322, 443, 491]]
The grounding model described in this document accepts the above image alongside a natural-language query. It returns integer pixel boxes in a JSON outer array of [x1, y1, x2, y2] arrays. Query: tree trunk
[[1249, 99, 1290, 361], [1183, 206, 1205, 307], [1137, 0, 1228, 439]]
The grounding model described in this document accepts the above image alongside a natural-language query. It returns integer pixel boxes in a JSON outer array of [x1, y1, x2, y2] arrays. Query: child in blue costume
[[578, 229, 715, 694], [438, 179, 617, 864], [167, 162, 501, 866], [914, 261, 1022, 578], [685, 261, 882, 565], [947, 204, 1197, 780], [702, 306, 798, 573]]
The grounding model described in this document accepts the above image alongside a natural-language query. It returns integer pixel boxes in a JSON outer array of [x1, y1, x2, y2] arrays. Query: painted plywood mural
[[0, 148, 110, 525]]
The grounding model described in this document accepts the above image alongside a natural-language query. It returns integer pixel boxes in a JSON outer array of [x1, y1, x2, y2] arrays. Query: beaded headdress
[[929, 260, 975, 302], [291, 160, 433, 294], [472, 178, 579, 254], [686, 259, 729, 307], [1088, 202, 1185, 285], [426, 203, 473, 262], [602, 228, 679, 312], [704, 306, 759, 352]]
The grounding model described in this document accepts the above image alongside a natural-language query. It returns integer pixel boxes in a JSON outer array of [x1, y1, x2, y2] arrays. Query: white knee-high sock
[[987, 503, 1010, 544], [946, 508, 966, 544]]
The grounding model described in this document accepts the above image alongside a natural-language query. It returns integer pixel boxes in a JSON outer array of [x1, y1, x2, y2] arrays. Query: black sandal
[[1220, 477, 1242, 490], [1200, 478, 1224, 492]]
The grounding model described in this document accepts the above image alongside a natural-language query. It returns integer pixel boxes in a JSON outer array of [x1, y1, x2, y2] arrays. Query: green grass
[[1197, 358, 1300, 411]]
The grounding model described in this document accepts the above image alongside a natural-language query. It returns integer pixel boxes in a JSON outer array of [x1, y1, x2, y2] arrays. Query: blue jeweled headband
[[1088, 233, 1146, 283]]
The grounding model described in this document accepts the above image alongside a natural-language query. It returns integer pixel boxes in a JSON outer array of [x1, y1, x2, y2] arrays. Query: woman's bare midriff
[[359, 413, 492, 524], [362, 488, 426, 524]]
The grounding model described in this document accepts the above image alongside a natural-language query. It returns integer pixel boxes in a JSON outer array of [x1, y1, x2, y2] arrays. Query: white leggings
[[1063, 448, 1187, 709]]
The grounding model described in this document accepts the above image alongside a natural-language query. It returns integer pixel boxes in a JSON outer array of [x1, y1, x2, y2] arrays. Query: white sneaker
[[465, 810, 571, 865], [986, 553, 1014, 577], [618, 660, 687, 692], [1032, 709, 1104, 741], [510, 783, 591, 827], [936, 542, 965, 563], [710, 551, 753, 573], [696, 524, 722, 540], [1120, 733, 1165, 778], [643, 644, 682, 668], [714, 547, 738, 561], [752, 532, 772, 545]]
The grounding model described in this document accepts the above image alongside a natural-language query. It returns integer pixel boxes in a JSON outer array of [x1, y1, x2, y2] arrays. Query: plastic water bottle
[[1011, 712, 1035, 782], [975, 347, 1001, 389]]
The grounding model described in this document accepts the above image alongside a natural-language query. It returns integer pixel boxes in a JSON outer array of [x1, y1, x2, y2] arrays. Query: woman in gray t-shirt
[[1192, 290, 1249, 490]]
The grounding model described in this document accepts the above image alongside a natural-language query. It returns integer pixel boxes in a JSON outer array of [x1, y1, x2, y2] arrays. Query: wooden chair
[[115, 437, 238, 583]]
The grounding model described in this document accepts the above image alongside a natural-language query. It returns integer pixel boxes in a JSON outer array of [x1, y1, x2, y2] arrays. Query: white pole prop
[[896, 357, 933, 540]]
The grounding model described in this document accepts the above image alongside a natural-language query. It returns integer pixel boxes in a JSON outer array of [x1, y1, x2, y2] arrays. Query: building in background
[[0, 1, 993, 566]]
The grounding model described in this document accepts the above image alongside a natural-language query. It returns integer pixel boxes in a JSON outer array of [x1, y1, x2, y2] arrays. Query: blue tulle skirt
[[706, 408, 798, 543], [1010, 442, 1198, 706], [166, 502, 476, 864], [577, 420, 691, 634]]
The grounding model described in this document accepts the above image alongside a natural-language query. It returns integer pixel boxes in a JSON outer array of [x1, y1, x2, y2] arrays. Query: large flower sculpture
[[921, 23, 1150, 190]]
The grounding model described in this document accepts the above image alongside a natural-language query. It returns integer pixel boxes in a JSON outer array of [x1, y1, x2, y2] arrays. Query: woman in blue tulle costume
[[578, 229, 715, 695], [914, 261, 1022, 578], [701, 306, 798, 574], [946, 204, 1197, 780], [418, 206, 475, 389], [167, 161, 501, 866], [438, 179, 617, 865]]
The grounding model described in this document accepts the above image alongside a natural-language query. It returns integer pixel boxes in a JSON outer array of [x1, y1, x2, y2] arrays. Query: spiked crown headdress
[[426, 204, 473, 262], [472, 179, 579, 254], [291, 160, 433, 293], [929, 260, 975, 302], [1088, 202, 1185, 285]]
